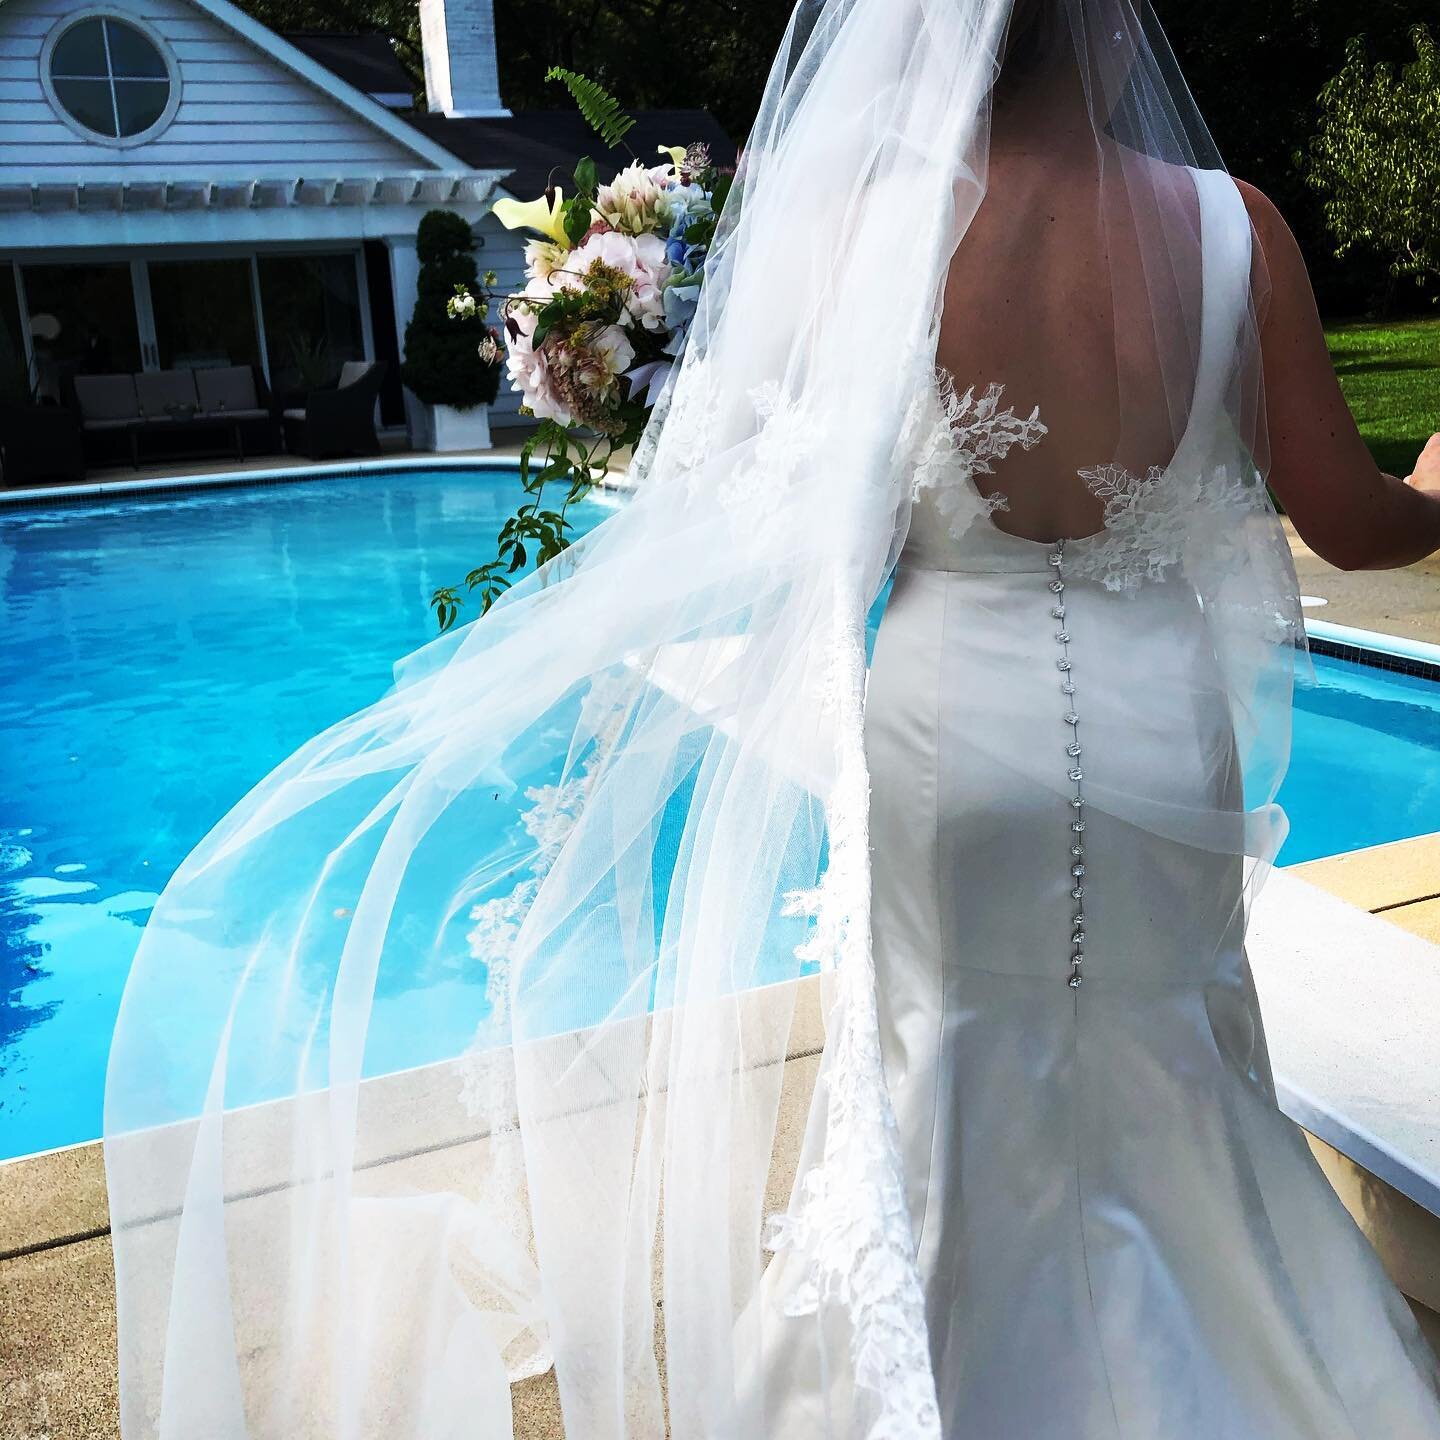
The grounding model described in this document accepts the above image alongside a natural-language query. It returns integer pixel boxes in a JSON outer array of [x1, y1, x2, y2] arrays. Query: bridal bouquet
[[432, 70, 733, 630]]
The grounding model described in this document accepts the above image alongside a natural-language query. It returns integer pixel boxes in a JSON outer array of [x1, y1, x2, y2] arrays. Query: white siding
[[0, 0, 427, 182], [472, 211, 528, 426]]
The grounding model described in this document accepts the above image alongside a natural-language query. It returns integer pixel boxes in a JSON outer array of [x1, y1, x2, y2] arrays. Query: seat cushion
[[194, 365, 258, 413], [282, 408, 306, 421], [81, 416, 137, 432], [337, 360, 371, 389], [135, 369, 199, 417], [73, 374, 139, 422]]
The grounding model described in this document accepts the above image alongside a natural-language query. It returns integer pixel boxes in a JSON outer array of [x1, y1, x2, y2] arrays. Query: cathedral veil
[[104, 2, 1306, 1436]]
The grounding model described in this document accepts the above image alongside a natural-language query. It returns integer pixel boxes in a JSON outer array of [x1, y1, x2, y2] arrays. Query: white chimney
[[419, 0, 511, 118]]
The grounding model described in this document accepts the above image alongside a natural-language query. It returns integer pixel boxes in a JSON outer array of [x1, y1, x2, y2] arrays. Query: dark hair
[[995, 0, 1070, 99]]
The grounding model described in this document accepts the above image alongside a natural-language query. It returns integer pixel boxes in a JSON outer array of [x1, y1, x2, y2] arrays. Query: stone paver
[[1391, 897, 1440, 946], [0, 1147, 108, 1261], [1, 1236, 117, 1440], [1287, 833, 1440, 916]]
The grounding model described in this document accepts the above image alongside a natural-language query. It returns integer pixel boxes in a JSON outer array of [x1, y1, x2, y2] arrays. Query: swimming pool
[[2, 466, 1438, 1161]]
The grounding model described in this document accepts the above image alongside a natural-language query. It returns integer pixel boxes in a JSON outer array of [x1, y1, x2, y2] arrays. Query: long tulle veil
[[104, 1, 1305, 1435]]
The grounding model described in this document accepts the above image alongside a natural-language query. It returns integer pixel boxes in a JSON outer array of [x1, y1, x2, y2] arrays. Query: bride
[[105, 0, 1440, 1436]]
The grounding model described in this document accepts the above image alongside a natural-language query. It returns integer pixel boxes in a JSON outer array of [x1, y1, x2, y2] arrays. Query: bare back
[[934, 139, 1205, 543]]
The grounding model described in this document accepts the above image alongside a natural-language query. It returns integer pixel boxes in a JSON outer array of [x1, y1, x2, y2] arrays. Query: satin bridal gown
[[743, 172, 1440, 1437]]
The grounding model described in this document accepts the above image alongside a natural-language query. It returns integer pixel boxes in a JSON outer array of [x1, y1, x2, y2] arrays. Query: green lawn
[[1325, 317, 1440, 478]]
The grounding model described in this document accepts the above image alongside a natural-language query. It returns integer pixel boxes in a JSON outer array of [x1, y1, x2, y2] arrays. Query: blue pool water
[[2, 468, 1439, 1161]]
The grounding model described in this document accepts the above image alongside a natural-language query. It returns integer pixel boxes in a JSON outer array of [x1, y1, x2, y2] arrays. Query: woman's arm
[[1236, 178, 1440, 571]]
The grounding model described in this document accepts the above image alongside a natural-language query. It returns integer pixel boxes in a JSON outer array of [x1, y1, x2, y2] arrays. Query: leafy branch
[[544, 66, 637, 149], [1308, 25, 1439, 288], [429, 70, 728, 632], [430, 419, 625, 629]]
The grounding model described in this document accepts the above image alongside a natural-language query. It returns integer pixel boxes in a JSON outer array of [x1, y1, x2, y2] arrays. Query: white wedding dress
[[745, 170, 1440, 1439]]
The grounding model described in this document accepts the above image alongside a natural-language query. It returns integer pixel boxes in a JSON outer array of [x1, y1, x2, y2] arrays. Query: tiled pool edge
[[0, 453, 637, 509], [1305, 618, 1440, 682], [0, 453, 515, 506]]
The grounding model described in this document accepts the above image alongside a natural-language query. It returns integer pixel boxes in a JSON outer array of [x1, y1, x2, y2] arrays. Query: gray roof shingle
[[403, 109, 739, 197], [283, 32, 414, 102]]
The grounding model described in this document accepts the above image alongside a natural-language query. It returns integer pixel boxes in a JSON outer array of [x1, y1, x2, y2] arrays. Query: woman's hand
[[1404, 432, 1440, 500]]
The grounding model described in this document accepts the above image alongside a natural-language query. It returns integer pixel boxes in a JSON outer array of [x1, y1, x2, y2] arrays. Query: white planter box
[[416, 402, 492, 452]]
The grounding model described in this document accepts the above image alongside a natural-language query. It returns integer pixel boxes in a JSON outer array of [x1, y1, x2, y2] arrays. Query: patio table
[[127, 412, 251, 467]]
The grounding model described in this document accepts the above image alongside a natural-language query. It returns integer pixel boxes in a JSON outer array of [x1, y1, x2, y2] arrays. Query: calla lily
[[658, 144, 687, 171], [492, 187, 569, 246]]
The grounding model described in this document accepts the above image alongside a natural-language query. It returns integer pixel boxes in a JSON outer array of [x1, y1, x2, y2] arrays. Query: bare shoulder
[[1232, 178, 1303, 266], [1231, 177, 1320, 329]]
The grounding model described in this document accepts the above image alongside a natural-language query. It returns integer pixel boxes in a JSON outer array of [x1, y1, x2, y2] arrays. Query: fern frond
[[545, 66, 635, 150]]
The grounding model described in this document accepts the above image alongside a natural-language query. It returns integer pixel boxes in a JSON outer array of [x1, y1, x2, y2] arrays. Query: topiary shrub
[[400, 209, 502, 410]]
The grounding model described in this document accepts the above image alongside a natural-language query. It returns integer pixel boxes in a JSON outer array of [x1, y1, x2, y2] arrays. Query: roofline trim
[[177, 0, 483, 174]]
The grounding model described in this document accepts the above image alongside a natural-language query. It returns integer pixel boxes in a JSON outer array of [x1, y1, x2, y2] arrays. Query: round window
[[46, 15, 175, 142]]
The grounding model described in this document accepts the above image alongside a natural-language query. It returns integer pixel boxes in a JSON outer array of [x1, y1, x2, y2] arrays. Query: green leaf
[[564, 198, 594, 249], [545, 67, 636, 150]]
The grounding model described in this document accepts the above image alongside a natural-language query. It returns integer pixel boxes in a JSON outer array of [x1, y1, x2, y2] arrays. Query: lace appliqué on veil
[[654, 353, 717, 487], [461, 670, 634, 1061], [766, 594, 942, 1440], [710, 378, 820, 516], [648, 357, 818, 516], [909, 372, 1046, 536]]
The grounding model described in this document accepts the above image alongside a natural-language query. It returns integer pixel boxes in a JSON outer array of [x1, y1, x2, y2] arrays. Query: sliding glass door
[[256, 253, 365, 404], [5, 248, 371, 407], [18, 262, 142, 402], [146, 258, 261, 372]]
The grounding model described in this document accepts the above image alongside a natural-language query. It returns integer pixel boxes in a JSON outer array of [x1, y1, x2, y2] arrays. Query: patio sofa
[[72, 365, 280, 468], [281, 360, 386, 459]]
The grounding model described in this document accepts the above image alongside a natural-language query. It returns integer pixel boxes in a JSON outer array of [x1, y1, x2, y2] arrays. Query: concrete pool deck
[[1285, 517, 1440, 647], [2, 830, 1439, 1437]]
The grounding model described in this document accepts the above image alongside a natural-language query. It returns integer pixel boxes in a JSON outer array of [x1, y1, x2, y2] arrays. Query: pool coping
[[1304, 618, 1440, 681], [8, 835, 1440, 1215], [0, 973, 828, 1259], [0, 454, 638, 508]]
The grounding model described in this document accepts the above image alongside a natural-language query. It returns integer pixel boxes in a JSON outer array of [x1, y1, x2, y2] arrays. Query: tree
[[1308, 25, 1439, 290], [238, 0, 424, 96], [400, 210, 502, 409], [232, 0, 1440, 313], [1148, 0, 1432, 313], [491, 0, 792, 143]]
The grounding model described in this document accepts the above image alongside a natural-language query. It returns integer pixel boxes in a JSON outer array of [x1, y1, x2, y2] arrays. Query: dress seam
[[1061, 566, 1121, 1436], [912, 576, 951, 1267], [1072, 1013, 1125, 1439]]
